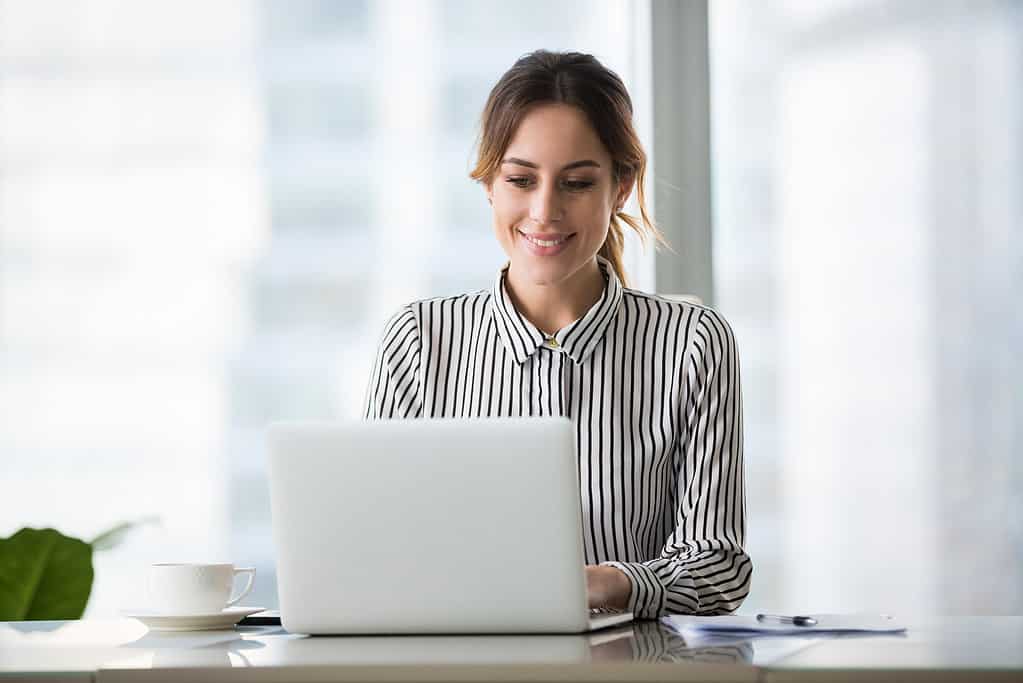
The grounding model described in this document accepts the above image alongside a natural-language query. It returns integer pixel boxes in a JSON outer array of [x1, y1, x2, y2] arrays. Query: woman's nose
[[529, 183, 564, 225]]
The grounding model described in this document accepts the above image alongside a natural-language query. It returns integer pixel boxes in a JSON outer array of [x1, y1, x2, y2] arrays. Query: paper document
[[662, 613, 907, 637]]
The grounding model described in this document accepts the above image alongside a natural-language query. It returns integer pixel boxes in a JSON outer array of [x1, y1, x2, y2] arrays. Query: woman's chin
[[510, 258, 579, 288]]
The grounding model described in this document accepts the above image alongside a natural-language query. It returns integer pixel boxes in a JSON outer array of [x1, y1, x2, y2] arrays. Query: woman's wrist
[[587, 564, 632, 609], [605, 566, 632, 609]]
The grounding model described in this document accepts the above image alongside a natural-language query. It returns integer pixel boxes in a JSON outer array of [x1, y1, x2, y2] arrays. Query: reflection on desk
[[5, 616, 1020, 682], [104, 621, 757, 668], [1, 618, 764, 683], [630, 621, 755, 664]]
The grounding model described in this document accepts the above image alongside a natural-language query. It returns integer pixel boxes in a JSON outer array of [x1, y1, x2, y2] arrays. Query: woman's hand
[[585, 565, 631, 609]]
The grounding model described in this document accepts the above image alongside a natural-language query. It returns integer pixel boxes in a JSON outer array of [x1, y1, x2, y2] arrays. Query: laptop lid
[[267, 417, 594, 634]]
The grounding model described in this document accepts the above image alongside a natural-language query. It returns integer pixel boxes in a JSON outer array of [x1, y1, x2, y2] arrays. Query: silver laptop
[[266, 417, 634, 634]]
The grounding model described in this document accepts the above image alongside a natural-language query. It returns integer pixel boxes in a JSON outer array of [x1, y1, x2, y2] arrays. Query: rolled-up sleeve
[[603, 309, 752, 618], [363, 305, 422, 420]]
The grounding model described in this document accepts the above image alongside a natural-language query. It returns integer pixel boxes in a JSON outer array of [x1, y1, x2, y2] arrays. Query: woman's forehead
[[504, 103, 610, 168]]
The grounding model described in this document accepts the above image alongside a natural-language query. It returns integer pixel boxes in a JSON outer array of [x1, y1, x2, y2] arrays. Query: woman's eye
[[562, 180, 594, 191], [503, 177, 593, 191]]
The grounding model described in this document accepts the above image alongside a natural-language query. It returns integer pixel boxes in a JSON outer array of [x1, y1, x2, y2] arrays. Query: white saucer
[[121, 606, 266, 631]]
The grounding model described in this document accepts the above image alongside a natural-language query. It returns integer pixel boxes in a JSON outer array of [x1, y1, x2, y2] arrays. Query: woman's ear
[[615, 171, 636, 212]]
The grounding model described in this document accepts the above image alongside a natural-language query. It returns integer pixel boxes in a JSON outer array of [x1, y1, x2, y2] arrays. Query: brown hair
[[470, 49, 668, 287]]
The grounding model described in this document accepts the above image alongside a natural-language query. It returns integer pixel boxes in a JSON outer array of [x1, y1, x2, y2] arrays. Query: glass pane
[[0, 0, 647, 615], [710, 0, 1023, 614]]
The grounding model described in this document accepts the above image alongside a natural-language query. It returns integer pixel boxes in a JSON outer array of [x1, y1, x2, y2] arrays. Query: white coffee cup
[[147, 563, 256, 614]]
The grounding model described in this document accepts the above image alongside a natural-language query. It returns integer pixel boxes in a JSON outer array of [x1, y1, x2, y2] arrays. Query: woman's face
[[487, 103, 630, 289]]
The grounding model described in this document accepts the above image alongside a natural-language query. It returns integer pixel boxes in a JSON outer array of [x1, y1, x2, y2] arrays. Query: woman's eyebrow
[[501, 157, 601, 171]]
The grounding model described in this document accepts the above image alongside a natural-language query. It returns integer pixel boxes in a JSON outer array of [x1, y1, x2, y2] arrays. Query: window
[[710, 0, 1023, 613], [0, 0, 651, 615]]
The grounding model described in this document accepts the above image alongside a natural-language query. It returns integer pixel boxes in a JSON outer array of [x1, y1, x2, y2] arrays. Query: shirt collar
[[489, 255, 624, 365]]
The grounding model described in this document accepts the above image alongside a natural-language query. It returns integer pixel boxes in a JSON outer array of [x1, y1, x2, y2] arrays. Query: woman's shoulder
[[620, 287, 725, 319], [619, 287, 737, 343], [383, 288, 493, 328]]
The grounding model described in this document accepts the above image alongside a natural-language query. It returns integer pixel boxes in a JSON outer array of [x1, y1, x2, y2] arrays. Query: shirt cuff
[[600, 561, 667, 619]]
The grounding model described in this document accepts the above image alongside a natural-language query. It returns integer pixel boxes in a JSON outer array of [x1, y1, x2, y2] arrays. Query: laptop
[[266, 417, 634, 634]]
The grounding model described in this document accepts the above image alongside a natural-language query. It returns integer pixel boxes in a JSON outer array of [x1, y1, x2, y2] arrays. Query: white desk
[[764, 616, 1023, 683], [1, 617, 1020, 682], [0, 618, 765, 683]]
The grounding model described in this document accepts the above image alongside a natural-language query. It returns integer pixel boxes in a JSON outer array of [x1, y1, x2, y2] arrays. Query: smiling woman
[[364, 50, 752, 618], [472, 51, 662, 293], [484, 104, 631, 336]]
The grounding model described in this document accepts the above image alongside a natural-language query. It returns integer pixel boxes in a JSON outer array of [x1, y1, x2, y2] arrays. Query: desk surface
[[766, 616, 1023, 683], [1, 616, 1020, 682]]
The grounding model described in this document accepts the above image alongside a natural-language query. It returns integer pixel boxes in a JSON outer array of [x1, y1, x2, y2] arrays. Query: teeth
[[522, 232, 568, 248]]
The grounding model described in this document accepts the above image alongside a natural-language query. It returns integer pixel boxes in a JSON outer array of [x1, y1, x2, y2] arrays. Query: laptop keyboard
[[589, 607, 626, 616]]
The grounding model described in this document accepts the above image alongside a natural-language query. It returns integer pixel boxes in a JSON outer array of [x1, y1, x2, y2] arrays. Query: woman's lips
[[518, 230, 575, 256]]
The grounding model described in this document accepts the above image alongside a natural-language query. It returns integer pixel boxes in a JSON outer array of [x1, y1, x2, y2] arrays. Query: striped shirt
[[364, 256, 751, 618]]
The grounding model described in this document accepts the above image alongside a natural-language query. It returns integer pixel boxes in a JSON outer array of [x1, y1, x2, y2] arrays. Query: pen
[[756, 613, 817, 627]]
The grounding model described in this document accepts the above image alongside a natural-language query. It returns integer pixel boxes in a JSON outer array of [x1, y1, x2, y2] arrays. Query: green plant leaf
[[0, 527, 93, 621], [90, 516, 161, 552]]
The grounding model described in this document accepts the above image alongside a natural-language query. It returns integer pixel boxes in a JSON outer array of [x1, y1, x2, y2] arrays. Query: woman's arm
[[363, 305, 423, 420], [602, 308, 752, 618]]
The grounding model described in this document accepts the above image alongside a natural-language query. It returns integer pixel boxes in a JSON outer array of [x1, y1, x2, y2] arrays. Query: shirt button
[[546, 337, 559, 349]]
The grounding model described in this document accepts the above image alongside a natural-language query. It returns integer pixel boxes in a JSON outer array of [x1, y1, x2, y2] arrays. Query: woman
[[365, 50, 751, 618]]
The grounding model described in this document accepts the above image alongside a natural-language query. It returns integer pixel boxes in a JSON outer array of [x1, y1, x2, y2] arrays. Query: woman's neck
[[504, 259, 605, 337]]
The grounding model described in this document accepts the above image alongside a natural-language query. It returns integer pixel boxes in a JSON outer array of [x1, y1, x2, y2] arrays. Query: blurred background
[[1, 0, 1020, 617]]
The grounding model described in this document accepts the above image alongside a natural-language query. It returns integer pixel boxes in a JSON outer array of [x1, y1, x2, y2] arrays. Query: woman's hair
[[470, 49, 667, 287]]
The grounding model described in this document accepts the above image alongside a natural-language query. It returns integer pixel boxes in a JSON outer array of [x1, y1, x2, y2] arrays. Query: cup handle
[[226, 567, 256, 608]]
